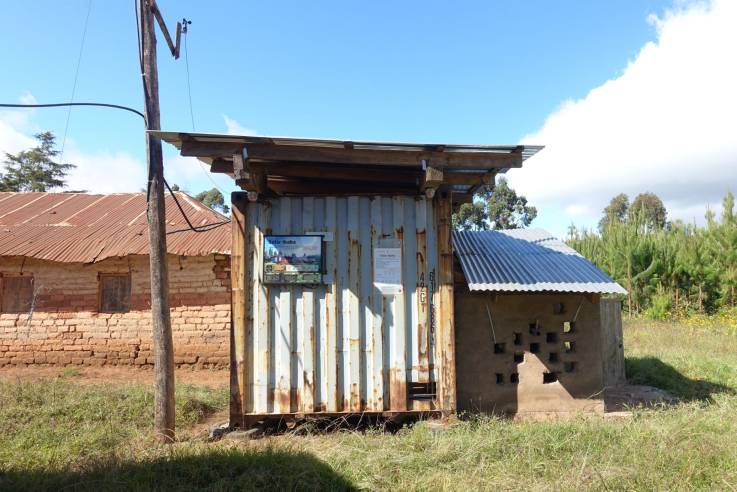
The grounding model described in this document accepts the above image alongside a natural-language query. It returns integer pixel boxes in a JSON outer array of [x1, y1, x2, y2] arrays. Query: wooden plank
[[421, 166, 443, 192], [467, 171, 496, 195], [414, 198, 431, 411], [601, 299, 626, 387], [244, 143, 523, 169], [213, 161, 492, 188], [210, 158, 233, 174], [254, 162, 422, 183], [180, 140, 522, 169], [229, 192, 249, 423], [434, 191, 456, 415], [266, 178, 417, 195], [180, 139, 244, 157], [252, 202, 270, 413], [243, 197, 258, 413]]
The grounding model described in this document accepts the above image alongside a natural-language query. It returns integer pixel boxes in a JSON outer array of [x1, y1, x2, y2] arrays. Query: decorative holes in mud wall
[[529, 322, 541, 337], [543, 372, 558, 384]]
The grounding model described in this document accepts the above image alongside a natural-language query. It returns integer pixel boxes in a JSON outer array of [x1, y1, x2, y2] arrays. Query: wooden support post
[[230, 192, 249, 426], [435, 191, 456, 416], [141, 0, 175, 443]]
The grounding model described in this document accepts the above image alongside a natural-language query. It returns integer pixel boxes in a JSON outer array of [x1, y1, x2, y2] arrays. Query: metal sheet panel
[[242, 196, 440, 415], [0, 192, 230, 262], [453, 228, 628, 295]]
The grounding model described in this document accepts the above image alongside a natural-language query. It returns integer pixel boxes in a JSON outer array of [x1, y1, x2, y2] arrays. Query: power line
[[177, 19, 227, 198], [182, 19, 195, 131], [163, 177, 230, 233], [60, 0, 94, 163], [0, 102, 145, 121], [0, 101, 226, 231]]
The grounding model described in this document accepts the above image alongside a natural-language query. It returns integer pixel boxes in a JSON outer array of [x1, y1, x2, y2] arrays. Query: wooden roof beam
[[181, 139, 521, 170], [467, 171, 496, 196], [252, 162, 421, 184], [267, 177, 418, 195], [180, 139, 244, 157]]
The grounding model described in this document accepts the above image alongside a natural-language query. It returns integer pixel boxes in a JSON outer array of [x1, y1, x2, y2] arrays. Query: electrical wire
[[179, 20, 227, 197], [182, 21, 195, 131], [59, 0, 94, 164], [0, 103, 145, 122], [163, 178, 230, 234], [133, 0, 228, 233]]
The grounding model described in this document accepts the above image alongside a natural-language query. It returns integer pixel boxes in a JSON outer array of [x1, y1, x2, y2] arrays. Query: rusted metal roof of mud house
[[0, 192, 230, 263]]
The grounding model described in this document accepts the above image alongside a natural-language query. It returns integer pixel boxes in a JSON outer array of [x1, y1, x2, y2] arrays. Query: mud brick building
[[0, 192, 231, 368], [453, 228, 627, 416]]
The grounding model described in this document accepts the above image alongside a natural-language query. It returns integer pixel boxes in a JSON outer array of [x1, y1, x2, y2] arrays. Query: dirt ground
[[0, 366, 229, 388]]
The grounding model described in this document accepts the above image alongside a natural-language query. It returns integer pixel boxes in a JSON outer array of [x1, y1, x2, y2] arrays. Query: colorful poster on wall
[[263, 235, 323, 284]]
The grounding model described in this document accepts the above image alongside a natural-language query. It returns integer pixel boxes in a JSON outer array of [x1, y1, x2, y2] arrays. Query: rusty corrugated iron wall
[[231, 194, 455, 421]]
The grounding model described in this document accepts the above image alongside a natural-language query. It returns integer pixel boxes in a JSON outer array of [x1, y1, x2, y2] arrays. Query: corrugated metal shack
[[453, 229, 626, 416], [158, 131, 542, 426]]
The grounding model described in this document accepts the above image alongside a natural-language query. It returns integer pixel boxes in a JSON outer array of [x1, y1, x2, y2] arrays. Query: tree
[[629, 192, 667, 230], [599, 193, 629, 231], [1, 132, 75, 192], [195, 188, 229, 214], [452, 177, 537, 231], [452, 201, 487, 231]]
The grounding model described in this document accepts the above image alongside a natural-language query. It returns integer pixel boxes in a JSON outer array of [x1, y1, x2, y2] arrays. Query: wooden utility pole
[[139, 0, 183, 443]]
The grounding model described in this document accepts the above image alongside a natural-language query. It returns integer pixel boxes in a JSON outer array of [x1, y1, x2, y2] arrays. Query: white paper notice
[[374, 247, 402, 294]]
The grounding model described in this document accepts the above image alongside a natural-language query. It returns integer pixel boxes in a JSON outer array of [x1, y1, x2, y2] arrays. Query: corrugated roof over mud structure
[[453, 228, 627, 294], [0, 192, 231, 263]]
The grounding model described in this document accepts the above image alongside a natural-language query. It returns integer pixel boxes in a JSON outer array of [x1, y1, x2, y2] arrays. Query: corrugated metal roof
[[154, 130, 545, 158], [453, 228, 627, 294], [0, 192, 230, 263]]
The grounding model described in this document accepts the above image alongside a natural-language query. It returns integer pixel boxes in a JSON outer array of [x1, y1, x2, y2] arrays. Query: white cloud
[[222, 115, 257, 136], [0, 93, 38, 154], [64, 144, 147, 193], [511, 0, 737, 231]]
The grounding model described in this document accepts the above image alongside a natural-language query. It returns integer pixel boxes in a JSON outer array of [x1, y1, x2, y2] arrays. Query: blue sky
[[2, 0, 734, 236]]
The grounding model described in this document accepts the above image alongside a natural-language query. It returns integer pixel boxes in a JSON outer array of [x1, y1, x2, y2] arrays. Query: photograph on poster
[[263, 235, 323, 284]]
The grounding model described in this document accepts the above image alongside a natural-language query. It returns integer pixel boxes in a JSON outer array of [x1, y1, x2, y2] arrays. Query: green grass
[[2, 320, 737, 491]]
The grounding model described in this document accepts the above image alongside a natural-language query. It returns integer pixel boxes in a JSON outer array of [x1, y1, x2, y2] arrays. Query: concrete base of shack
[[230, 411, 445, 430]]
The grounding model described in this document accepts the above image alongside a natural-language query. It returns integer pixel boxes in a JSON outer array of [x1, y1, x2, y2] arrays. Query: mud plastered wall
[[455, 292, 604, 416], [0, 254, 230, 368]]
